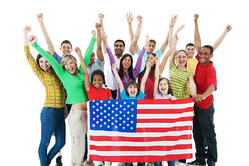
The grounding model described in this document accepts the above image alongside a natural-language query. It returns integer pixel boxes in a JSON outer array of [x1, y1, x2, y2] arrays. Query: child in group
[[152, 55, 176, 166], [76, 47, 112, 166], [112, 61, 151, 100], [112, 62, 150, 166]]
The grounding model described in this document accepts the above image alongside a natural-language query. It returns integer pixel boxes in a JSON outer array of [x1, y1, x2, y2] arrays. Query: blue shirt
[[120, 89, 145, 99]]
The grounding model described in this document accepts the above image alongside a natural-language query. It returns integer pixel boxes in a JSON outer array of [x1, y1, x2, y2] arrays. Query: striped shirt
[[169, 64, 192, 99], [24, 46, 65, 108]]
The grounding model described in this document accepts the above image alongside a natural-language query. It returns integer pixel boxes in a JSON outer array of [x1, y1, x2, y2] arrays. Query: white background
[[0, 0, 248, 165]]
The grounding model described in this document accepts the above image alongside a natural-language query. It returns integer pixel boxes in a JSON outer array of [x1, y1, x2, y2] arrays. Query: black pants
[[111, 89, 117, 99], [193, 104, 217, 162]]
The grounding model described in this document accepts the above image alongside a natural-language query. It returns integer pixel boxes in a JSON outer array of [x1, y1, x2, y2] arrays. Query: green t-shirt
[[32, 37, 96, 104]]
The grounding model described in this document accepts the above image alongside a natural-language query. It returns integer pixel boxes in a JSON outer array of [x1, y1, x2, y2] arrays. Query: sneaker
[[207, 161, 215, 166], [55, 156, 63, 166], [175, 160, 187, 166], [187, 160, 206, 166], [146, 163, 153, 166]]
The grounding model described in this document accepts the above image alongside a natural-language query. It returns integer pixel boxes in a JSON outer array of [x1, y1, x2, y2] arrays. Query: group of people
[[24, 12, 231, 166]]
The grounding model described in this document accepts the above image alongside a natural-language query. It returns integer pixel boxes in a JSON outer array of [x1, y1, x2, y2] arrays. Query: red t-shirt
[[194, 53, 217, 109], [87, 84, 112, 101]]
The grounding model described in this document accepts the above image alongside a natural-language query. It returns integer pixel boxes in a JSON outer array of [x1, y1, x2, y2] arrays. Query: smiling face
[[158, 79, 169, 95], [127, 84, 138, 97], [148, 41, 156, 53], [199, 47, 213, 65], [92, 74, 104, 89], [114, 41, 125, 57], [38, 57, 51, 71], [121, 56, 132, 70], [186, 46, 196, 58], [176, 51, 188, 68], [146, 54, 156, 67], [60, 43, 72, 55], [64, 58, 77, 75]]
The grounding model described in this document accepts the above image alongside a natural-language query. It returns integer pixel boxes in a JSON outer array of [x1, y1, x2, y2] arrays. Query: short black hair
[[114, 39, 125, 47], [91, 69, 106, 86], [149, 39, 156, 45], [61, 40, 72, 48], [202, 45, 214, 55], [186, 43, 195, 48]]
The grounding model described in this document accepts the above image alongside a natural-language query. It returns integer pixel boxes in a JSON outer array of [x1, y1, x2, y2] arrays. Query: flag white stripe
[[89, 130, 192, 137], [136, 121, 192, 128], [137, 112, 193, 119], [90, 139, 192, 146], [137, 103, 194, 109], [90, 149, 192, 156]]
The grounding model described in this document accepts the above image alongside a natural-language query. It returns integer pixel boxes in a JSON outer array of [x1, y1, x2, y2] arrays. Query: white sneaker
[[175, 161, 187, 166]]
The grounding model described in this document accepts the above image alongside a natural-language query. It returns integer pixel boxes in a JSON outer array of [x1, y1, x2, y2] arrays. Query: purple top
[[106, 47, 146, 99]]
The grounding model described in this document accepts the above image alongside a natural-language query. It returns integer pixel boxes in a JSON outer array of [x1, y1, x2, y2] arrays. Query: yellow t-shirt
[[187, 58, 198, 94]]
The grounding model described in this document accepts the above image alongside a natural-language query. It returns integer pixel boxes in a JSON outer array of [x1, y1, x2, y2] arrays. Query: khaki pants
[[68, 108, 87, 166]]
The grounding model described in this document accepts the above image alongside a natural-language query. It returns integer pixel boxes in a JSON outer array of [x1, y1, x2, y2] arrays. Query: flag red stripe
[[89, 154, 193, 162], [90, 144, 192, 151], [137, 117, 193, 123], [137, 98, 194, 105], [137, 107, 193, 114], [90, 134, 191, 142], [136, 126, 192, 132]]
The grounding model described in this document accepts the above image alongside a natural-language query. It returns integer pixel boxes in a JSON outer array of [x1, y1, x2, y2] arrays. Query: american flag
[[87, 98, 194, 162]]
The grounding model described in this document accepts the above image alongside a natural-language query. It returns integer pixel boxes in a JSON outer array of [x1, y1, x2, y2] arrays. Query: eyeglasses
[[114, 44, 124, 48]]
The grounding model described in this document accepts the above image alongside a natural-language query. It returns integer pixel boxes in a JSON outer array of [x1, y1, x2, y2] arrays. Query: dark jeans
[[111, 89, 117, 99], [154, 161, 175, 166], [193, 104, 217, 162], [38, 107, 66, 166]]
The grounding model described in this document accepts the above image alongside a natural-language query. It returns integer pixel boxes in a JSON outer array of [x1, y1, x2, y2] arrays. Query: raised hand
[[225, 24, 232, 32], [37, 13, 43, 22], [91, 30, 97, 38], [169, 15, 178, 28], [75, 47, 82, 56], [98, 13, 104, 22], [194, 14, 199, 22], [24, 26, 31, 33], [176, 25, 185, 34], [126, 12, 134, 24], [29, 35, 37, 45], [154, 55, 160, 65], [137, 15, 143, 23], [95, 23, 102, 31]]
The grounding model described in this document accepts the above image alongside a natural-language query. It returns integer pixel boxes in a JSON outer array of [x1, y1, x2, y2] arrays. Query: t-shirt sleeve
[[195, 52, 200, 62], [53, 51, 62, 64], [107, 89, 112, 98], [155, 49, 163, 57], [120, 89, 128, 99], [207, 67, 217, 89]]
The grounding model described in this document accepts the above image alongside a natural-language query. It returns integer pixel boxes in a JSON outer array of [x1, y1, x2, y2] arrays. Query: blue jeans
[[38, 107, 66, 166], [154, 161, 175, 166]]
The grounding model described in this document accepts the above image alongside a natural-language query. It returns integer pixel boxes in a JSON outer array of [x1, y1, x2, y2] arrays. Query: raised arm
[[24, 26, 31, 46], [126, 12, 135, 41], [75, 47, 90, 91], [112, 63, 124, 93], [133, 35, 149, 77], [129, 15, 142, 55], [168, 33, 179, 69], [83, 30, 97, 68], [140, 62, 151, 93], [189, 76, 197, 97], [102, 30, 116, 66], [153, 55, 160, 96], [168, 15, 177, 48], [212, 25, 232, 51], [29, 35, 64, 75], [194, 14, 201, 53], [96, 23, 104, 61], [37, 13, 55, 55], [98, 13, 107, 54]]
